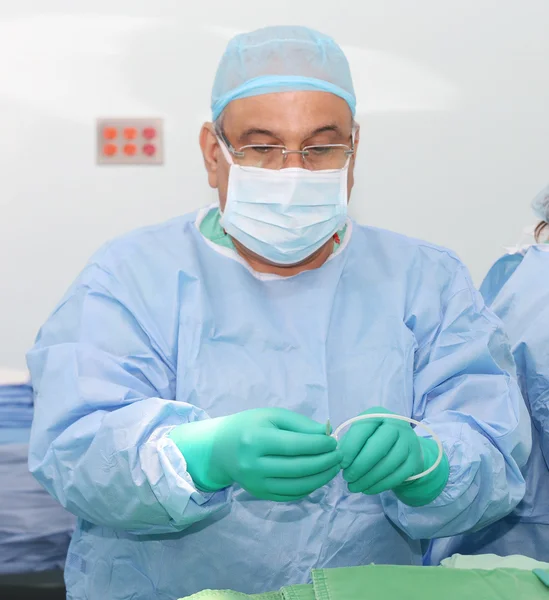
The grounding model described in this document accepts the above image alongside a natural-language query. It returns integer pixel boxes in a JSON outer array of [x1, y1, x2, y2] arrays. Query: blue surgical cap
[[211, 26, 356, 121], [532, 184, 549, 222]]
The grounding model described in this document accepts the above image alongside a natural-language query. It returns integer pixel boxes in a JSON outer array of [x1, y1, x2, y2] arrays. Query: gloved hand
[[339, 407, 449, 506], [170, 408, 342, 502]]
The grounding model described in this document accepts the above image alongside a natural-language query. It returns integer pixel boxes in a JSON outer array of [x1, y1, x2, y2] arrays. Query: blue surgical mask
[[218, 141, 349, 265]]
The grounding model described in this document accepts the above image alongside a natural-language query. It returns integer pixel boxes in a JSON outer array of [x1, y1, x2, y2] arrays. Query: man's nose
[[282, 150, 305, 169]]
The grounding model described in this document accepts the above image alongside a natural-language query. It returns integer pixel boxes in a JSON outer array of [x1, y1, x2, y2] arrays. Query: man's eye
[[309, 146, 334, 155], [250, 146, 276, 154]]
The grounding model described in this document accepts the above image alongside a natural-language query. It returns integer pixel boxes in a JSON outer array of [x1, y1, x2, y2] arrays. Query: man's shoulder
[[90, 210, 201, 271], [351, 221, 464, 271]]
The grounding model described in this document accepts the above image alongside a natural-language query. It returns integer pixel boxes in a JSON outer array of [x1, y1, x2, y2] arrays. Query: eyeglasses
[[217, 130, 354, 171]]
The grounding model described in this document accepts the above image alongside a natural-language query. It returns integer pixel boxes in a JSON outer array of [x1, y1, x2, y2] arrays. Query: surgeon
[[28, 26, 531, 598], [426, 185, 549, 565]]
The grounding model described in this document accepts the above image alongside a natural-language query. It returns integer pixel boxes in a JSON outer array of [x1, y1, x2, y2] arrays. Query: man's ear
[[352, 123, 360, 162], [199, 122, 221, 189], [347, 123, 360, 199]]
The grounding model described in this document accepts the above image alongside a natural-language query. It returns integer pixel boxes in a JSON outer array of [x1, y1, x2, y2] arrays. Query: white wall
[[1, 1, 549, 369]]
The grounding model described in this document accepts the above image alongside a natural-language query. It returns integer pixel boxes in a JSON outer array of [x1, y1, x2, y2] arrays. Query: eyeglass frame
[[215, 127, 356, 168]]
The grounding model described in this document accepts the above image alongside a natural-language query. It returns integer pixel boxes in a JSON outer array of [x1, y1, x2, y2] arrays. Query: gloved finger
[[265, 408, 327, 435], [347, 436, 409, 493], [339, 421, 381, 469], [343, 424, 399, 483], [259, 428, 337, 457], [361, 453, 420, 495], [260, 450, 342, 478], [264, 465, 341, 497]]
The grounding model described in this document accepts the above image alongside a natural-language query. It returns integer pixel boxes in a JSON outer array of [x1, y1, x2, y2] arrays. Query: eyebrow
[[307, 124, 344, 137], [238, 124, 346, 144], [238, 128, 279, 143]]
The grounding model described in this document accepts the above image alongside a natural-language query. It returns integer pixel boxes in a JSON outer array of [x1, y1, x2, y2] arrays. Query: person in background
[[27, 26, 530, 598], [426, 184, 549, 565]]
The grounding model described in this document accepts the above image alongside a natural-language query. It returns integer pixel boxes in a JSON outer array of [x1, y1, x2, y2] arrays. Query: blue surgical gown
[[426, 245, 549, 565], [28, 208, 531, 598]]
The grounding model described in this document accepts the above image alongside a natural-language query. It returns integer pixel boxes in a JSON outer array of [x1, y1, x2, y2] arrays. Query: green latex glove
[[340, 407, 449, 506], [170, 408, 342, 502]]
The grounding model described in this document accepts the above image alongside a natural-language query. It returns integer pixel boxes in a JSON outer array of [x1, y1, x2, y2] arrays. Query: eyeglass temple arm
[[215, 129, 245, 158]]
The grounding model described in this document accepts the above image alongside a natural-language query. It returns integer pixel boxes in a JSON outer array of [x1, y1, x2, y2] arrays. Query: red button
[[124, 144, 137, 156], [103, 143, 118, 156], [143, 127, 156, 140], [143, 143, 156, 156], [123, 127, 138, 140], [103, 127, 117, 140]]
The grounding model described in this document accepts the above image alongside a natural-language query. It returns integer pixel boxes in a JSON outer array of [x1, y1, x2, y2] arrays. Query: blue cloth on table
[[0, 443, 75, 574], [0, 383, 34, 443]]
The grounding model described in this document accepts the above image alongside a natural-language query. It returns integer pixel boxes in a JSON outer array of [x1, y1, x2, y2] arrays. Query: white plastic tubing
[[331, 414, 444, 482]]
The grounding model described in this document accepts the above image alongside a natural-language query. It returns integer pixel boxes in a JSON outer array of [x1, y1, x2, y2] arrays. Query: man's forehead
[[220, 92, 353, 137]]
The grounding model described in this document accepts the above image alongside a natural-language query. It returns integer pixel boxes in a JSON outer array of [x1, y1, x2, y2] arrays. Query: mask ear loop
[[331, 413, 444, 483], [214, 134, 235, 224]]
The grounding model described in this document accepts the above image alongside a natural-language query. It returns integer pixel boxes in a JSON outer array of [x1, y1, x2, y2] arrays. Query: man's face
[[200, 91, 359, 211]]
